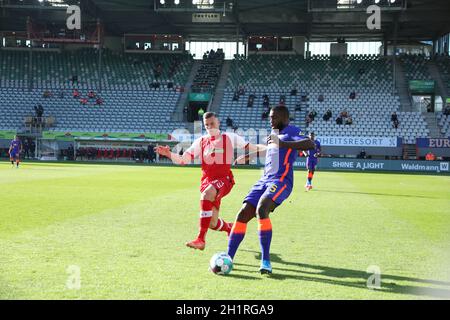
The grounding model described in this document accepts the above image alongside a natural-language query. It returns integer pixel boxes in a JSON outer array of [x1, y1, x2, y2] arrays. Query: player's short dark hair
[[203, 112, 217, 119], [271, 105, 290, 119]]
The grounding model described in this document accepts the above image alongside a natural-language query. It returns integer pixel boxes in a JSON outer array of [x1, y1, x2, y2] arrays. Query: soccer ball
[[209, 252, 233, 275]]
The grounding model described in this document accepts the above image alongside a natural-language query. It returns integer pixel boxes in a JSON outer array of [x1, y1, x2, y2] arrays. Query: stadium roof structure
[[0, 0, 449, 42]]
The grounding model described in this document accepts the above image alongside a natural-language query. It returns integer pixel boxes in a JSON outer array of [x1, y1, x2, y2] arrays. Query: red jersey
[[185, 132, 247, 181]]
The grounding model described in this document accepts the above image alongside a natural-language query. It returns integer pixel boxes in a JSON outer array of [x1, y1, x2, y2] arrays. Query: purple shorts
[[244, 178, 293, 208], [306, 158, 318, 171]]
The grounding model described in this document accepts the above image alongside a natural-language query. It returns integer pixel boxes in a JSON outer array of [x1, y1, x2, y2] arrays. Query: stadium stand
[[0, 49, 193, 133], [0, 87, 186, 133], [437, 111, 450, 138], [191, 49, 224, 92], [0, 49, 443, 142], [218, 54, 429, 143]]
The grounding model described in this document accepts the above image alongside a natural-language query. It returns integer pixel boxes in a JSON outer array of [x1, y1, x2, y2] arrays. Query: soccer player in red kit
[[155, 112, 266, 251]]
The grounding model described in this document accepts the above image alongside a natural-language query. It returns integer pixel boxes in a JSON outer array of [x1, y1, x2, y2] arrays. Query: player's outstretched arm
[[154, 145, 193, 165], [247, 143, 267, 154], [268, 134, 315, 151]]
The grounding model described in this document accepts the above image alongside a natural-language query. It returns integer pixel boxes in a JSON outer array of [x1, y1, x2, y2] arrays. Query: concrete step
[[171, 60, 202, 121], [403, 144, 417, 160], [210, 60, 231, 114], [423, 112, 444, 138], [394, 57, 413, 112]]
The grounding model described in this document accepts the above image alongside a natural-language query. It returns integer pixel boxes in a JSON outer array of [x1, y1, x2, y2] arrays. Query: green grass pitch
[[1, 161, 449, 300]]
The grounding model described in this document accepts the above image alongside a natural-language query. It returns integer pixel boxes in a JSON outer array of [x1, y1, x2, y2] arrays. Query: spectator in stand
[[318, 94, 324, 102], [358, 149, 367, 159], [305, 114, 312, 126], [300, 92, 308, 102], [233, 91, 239, 101], [308, 110, 317, 121], [34, 104, 44, 118], [151, 80, 160, 89], [349, 91, 356, 100], [226, 117, 234, 128], [238, 86, 245, 96], [323, 109, 332, 121], [73, 89, 80, 98], [59, 91, 65, 99], [29, 139, 35, 158], [393, 119, 399, 129], [391, 112, 399, 129], [67, 144, 74, 161], [154, 63, 163, 79], [290, 87, 297, 96], [336, 116, 343, 125], [444, 106, 450, 116], [279, 95, 286, 107], [88, 90, 96, 99], [391, 112, 398, 122], [34, 104, 44, 126], [80, 98, 88, 105], [95, 97, 103, 105], [340, 110, 349, 119], [71, 75, 78, 86], [345, 117, 353, 125]]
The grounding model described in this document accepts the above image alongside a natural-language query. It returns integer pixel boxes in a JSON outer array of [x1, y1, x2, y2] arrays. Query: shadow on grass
[[316, 189, 439, 200], [236, 250, 450, 298]]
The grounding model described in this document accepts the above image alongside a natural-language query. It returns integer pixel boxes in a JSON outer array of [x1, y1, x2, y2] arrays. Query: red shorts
[[200, 175, 235, 209]]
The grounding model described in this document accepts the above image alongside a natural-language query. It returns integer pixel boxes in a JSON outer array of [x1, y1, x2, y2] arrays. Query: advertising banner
[[416, 138, 450, 148], [293, 158, 449, 173], [318, 136, 400, 147]]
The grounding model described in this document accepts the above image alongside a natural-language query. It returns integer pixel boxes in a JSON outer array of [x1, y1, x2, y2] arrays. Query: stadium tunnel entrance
[[187, 92, 212, 122]]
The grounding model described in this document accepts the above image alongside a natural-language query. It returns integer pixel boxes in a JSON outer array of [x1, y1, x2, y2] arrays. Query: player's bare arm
[[154, 145, 195, 165]]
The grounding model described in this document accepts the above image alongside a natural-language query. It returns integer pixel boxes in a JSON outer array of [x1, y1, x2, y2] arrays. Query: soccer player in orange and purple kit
[[9, 135, 22, 168], [304, 132, 321, 191], [227, 106, 315, 274], [155, 112, 266, 251]]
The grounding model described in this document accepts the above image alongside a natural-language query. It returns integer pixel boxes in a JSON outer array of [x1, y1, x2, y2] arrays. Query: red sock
[[197, 200, 213, 241], [211, 218, 232, 234]]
